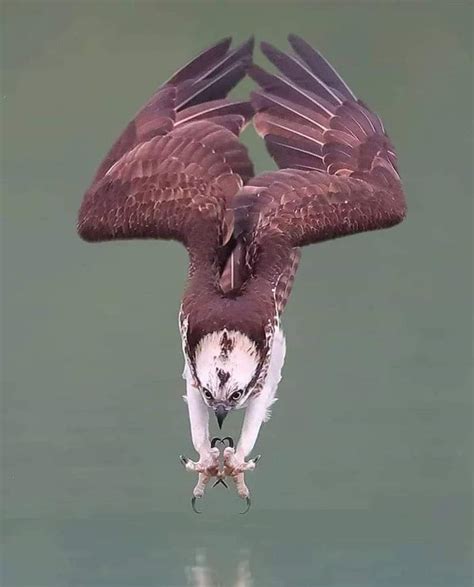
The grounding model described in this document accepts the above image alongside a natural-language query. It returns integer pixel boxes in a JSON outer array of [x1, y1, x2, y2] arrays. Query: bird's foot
[[179, 448, 221, 512], [223, 446, 261, 476], [179, 447, 220, 477], [223, 447, 261, 513]]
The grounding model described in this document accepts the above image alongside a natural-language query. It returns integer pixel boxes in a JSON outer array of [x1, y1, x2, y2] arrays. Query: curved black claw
[[210, 436, 234, 448], [221, 436, 234, 448], [191, 496, 202, 514], [210, 437, 221, 448], [240, 496, 251, 515], [179, 455, 189, 467]]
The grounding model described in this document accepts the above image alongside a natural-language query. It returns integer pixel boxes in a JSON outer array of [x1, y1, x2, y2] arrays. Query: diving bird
[[77, 36, 406, 512]]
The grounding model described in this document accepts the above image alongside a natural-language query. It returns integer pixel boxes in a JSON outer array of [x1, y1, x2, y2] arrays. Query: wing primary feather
[[172, 37, 254, 110], [249, 65, 335, 118], [260, 41, 343, 106], [165, 37, 232, 85], [287, 34, 357, 100], [260, 118, 324, 147], [177, 59, 250, 110], [267, 136, 323, 159], [251, 90, 329, 132], [242, 36, 406, 261], [78, 38, 255, 247], [175, 100, 253, 128], [202, 36, 254, 81], [354, 105, 378, 135]]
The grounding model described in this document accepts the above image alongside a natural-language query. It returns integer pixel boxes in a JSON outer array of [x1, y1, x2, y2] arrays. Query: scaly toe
[[209, 447, 220, 459], [223, 447, 236, 462]]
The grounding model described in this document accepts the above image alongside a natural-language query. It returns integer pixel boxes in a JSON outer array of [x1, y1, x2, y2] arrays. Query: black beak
[[215, 405, 228, 429]]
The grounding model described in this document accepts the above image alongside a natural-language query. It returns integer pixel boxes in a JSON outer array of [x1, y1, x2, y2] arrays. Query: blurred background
[[1, 2, 472, 586]]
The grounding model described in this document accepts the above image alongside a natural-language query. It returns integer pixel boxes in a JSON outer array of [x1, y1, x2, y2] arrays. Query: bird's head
[[193, 329, 261, 428]]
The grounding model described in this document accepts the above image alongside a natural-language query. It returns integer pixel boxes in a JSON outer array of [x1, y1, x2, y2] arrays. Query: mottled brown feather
[[230, 36, 407, 315], [78, 38, 254, 253], [274, 247, 301, 316], [78, 37, 407, 354], [218, 37, 407, 318]]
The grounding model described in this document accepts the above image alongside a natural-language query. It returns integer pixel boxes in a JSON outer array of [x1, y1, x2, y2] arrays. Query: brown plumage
[[78, 36, 406, 359]]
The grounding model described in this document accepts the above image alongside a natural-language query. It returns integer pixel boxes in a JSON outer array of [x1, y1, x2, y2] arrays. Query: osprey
[[78, 36, 406, 513]]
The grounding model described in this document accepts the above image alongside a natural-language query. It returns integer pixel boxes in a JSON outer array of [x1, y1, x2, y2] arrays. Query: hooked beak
[[214, 404, 228, 429]]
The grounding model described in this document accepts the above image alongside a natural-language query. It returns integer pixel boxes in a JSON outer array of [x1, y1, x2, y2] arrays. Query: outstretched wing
[[236, 35, 406, 253], [77, 38, 254, 253]]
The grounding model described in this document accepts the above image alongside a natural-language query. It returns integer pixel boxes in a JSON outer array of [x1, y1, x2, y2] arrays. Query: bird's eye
[[203, 389, 213, 401], [230, 390, 243, 402]]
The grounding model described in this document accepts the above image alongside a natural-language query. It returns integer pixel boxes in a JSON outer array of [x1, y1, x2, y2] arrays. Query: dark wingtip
[[260, 42, 289, 79], [222, 35, 254, 63], [260, 40, 279, 59], [230, 36, 255, 74], [166, 37, 233, 86], [287, 33, 303, 46], [287, 33, 311, 54], [242, 35, 255, 55], [215, 36, 233, 51], [287, 33, 357, 100]]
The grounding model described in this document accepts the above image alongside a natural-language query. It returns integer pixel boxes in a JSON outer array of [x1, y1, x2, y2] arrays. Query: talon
[[210, 436, 222, 448], [251, 455, 261, 464], [179, 455, 189, 467], [210, 436, 234, 449], [221, 436, 234, 448], [240, 496, 251, 515], [191, 496, 202, 514], [212, 478, 228, 489]]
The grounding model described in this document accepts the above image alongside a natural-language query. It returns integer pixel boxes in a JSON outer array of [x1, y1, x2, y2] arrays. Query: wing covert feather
[[245, 36, 406, 249], [77, 38, 254, 250]]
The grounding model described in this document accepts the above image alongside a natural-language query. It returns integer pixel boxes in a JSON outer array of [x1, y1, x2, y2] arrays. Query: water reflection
[[3, 510, 470, 586], [186, 549, 253, 587]]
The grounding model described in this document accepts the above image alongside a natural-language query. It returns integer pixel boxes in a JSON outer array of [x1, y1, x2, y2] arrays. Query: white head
[[193, 329, 261, 427]]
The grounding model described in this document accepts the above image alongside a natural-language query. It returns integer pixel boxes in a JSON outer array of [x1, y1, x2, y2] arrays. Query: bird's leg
[[224, 328, 286, 507], [223, 392, 268, 503], [180, 374, 220, 503]]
